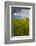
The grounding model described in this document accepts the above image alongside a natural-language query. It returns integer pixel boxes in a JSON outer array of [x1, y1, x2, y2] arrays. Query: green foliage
[[11, 18, 29, 36]]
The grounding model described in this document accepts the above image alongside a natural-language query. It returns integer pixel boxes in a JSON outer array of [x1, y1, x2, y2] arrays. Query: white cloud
[[13, 13, 19, 16]]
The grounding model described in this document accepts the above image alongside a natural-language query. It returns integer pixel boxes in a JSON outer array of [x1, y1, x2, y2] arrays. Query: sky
[[11, 7, 30, 19]]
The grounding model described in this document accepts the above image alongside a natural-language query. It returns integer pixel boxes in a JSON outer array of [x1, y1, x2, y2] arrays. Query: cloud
[[12, 7, 29, 19]]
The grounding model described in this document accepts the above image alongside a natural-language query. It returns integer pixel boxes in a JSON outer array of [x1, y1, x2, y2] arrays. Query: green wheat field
[[11, 17, 29, 36]]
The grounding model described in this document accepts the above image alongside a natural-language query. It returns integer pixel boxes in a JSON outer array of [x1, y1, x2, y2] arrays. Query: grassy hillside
[[11, 17, 29, 36]]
